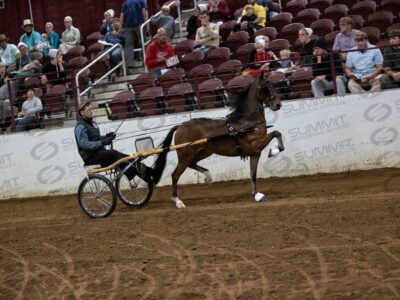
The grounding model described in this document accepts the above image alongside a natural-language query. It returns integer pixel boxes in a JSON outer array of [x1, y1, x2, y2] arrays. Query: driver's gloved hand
[[102, 136, 114, 145], [105, 132, 116, 139]]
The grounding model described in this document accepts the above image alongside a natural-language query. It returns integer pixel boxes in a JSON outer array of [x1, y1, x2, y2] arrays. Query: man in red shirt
[[145, 28, 175, 74]]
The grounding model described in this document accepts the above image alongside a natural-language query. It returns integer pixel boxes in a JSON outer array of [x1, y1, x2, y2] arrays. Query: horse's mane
[[226, 86, 251, 122]]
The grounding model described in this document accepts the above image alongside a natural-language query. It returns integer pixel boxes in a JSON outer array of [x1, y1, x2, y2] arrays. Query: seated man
[[345, 31, 383, 94], [0, 34, 19, 67], [380, 30, 400, 90], [74, 101, 150, 181], [145, 28, 176, 75], [194, 11, 219, 55], [151, 6, 175, 41], [16, 88, 42, 132], [311, 37, 347, 97], [19, 19, 41, 53]]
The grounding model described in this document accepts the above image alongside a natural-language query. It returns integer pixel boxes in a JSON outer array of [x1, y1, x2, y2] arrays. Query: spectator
[[100, 9, 115, 36], [41, 49, 67, 87], [0, 62, 6, 87], [208, 0, 230, 23], [145, 28, 175, 75], [15, 42, 33, 71], [276, 49, 297, 74], [15, 88, 42, 132], [333, 17, 359, 60], [45, 22, 60, 50], [39, 33, 51, 56], [0, 34, 19, 67], [101, 18, 125, 77], [299, 28, 316, 67], [244, 36, 275, 77], [380, 30, 400, 90], [194, 11, 219, 55], [242, 0, 266, 28], [233, 4, 261, 38], [151, 6, 175, 41], [59, 16, 81, 54], [19, 19, 41, 52], [12, 60, 41, 100], [120, 0, 148, 72], [311, 37, 347, 97], [345, 31, 383, 93], [187, 6, 202, 40], [0, 67, 12, 127]]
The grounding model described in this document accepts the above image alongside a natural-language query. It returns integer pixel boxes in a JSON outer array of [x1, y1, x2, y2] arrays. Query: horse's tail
[[152, 125, 179, 185]]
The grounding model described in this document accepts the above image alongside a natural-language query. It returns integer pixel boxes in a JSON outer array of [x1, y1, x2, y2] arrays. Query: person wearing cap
[[59, 16, 81, 54], [15, 42, 34, 70], [145, 28, 175, 75], [120, 0, 148, 71], [100, 9, 115, 36], [333, 17, 359, 60], [151, 5, 175, 41], [74, 101, 149, 181], [298, 28, 316, 67], [45, 22, 60, 50], [380, 30, 400, 90], [208, 0, 231, 23], [41, 49, 66, 86], [311, 37, 347, 98], [0, 34, 19, 67], [345, 31, 383, 93], [15, 88, 43, 132], [19, 19, 41, 52]]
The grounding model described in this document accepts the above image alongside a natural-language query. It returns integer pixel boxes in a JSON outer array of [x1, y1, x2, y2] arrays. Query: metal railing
[[75, 43, 126, 106], [140, 0, 183, 71]]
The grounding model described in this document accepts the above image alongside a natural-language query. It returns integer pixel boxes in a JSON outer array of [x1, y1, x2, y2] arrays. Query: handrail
[[140, 0, 182, 71], [75, 43, 126, 107]]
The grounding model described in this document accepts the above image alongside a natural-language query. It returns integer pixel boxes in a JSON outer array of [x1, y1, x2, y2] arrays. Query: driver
[[74, 101, 148, 180]]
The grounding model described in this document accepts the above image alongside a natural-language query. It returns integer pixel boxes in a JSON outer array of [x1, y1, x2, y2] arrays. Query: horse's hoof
[[204, 171, 213, 185], [268, 147, 280, 158], [254, 193, 268, 202], [176, 200, 186, 208]]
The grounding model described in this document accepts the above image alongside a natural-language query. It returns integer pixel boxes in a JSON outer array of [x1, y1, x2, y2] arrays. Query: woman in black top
[[299, 28, 316, 67], [41, 49, 67, 87]]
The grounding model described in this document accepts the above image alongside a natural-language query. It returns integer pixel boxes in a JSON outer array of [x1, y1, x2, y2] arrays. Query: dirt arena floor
[[0, 168, 399, 300]]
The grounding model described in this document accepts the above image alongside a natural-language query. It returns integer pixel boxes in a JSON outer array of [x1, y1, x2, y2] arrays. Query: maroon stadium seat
[[269, 13, 293, 32], [270, 39, 291, 57], [159, 68, 186, 91], [187, 64, 214, 96], [226, 75, 254, 105], [215, 59, 243, 85], [324, 4, 349, 25], [290, 67, 313, 98], [224, 31, 250, 54], [234, 43, 255, 64], [206, 47, 231, 68], [360, 26, 381, 44], [254, 27, 278, 40], [85, 32, 102, 48], [174, 39, 195, 61], [378, 0, 400, 17], [325, 31, 340, 49], [63, 45, 85, 64], [332, 0, 357, 7], [311, 19, 335, 36], [87, 42, 104, 59], [234, 7, 244, 20], [107, 91, 136, 120], [165, 82, 195, 113], [198, 78, 225, 109], [309, 0, 333, 12], [129, 72, 158, 95], [43, 85, 67, 114], [180, 51, 205, 72], [280, 23, 305, 45], [295, 8, 321, 27], [285, 0, 308, 17], [350, 0, 377, 20], [266, 71, 287, 99], [137, 87, 164, 116], [367, 11, 394, 33], [387, 23, 400, 35], [348, 15, 364, 29], [219, 20, 237, 42]]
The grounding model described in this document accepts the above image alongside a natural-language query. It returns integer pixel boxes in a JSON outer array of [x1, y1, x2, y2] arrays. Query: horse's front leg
[[270, 130, 285, 152], [250, 154, 267, 202]]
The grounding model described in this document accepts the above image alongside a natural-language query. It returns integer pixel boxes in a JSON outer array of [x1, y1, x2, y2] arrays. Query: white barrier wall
[[1, 90, 400, 200]]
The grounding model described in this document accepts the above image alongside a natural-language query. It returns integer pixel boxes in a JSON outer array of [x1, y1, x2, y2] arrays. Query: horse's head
[[256, 77, 282, 111]]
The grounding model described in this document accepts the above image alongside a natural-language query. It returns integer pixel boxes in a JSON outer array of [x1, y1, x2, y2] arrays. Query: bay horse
[[152, 77, 284, 208]]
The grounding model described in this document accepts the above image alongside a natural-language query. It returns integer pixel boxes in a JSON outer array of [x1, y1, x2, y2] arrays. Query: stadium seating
[[234, 43, 255, 64], [187, 64, 214, 96], [180, 51, 205, 72], [215, 60, 243, 85], [254, 27, 278, 41], [129, 72, 158, 95], [269, 12, 293, 32], [198, 78, 225, 109], [63, 46, 85, 64], [269, 39, 291, 56], [106, 90, 136, 120], [367, 11, 394, 33], [219, 20, 237, 42], [224, 31, 249, 54], [311, 19, 335, 36], [325, 31, 340, 49], [295, 8, 321, 27], [350, 0, 377, 20], [309, 0, 333, 12], [324, 4, 349, 25], [280, 23, 305, 45], [137, 87, 164, 116], [159, 68, 186, 91], [379, 0, 400, 16], [206, 47, 231, 68], [290, 68, 313, 98], [165, 82, 195, 113], [285, 0, 308, 17], [360, 26, 381, 44], [348, 15, 365, 29], [43, 85, 67, 114], [174, 39, 195, 60]]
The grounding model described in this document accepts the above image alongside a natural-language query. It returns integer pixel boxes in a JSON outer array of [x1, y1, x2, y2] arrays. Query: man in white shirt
[[0, 34, 19, 67], [194, 11, 220, 55]]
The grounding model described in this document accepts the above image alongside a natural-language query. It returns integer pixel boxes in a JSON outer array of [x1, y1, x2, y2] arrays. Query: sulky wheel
[[116, 173, 153, 207], [77, 174, 117, 218]]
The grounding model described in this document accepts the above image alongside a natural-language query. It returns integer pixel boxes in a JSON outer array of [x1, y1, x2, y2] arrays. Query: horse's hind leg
[[190, 163, 212, 185], [171, 161, 188, 208]]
